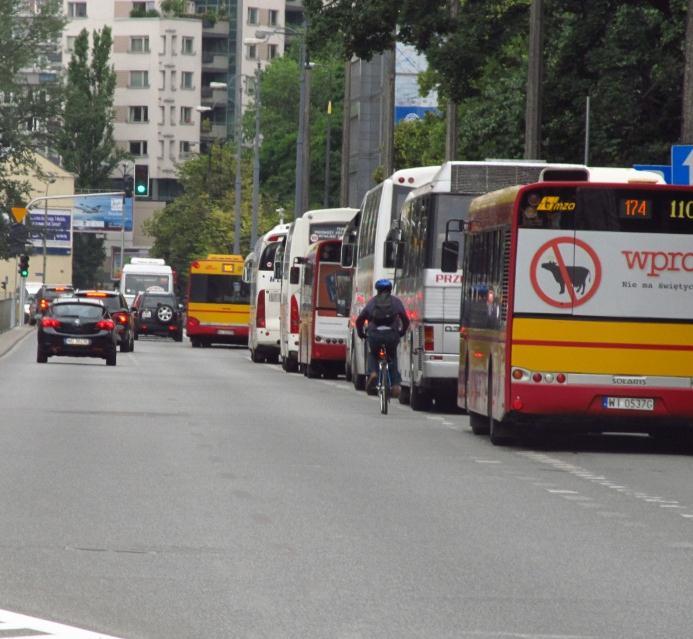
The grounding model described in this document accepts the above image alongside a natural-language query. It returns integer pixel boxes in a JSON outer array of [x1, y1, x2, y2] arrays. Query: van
[[119, 258, 174, 307]]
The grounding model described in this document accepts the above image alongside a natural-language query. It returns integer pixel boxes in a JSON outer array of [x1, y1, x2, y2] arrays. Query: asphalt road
[[1, 332, 692, 638]]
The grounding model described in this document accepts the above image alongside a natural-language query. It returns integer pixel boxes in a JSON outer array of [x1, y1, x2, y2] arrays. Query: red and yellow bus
[[457, 171, 693, 444], [186, 254, 250, 347]]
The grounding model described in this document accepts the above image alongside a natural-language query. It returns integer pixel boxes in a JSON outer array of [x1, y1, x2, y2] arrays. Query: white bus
[[394, 161, 582, 411], [243, 222, 291, 363], [340, 166, 440, 390], [119, 257, 174, 306], [277, 207, 358, 372]]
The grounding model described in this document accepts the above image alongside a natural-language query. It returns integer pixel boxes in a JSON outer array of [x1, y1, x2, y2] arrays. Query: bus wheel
[[410, 382, 432, 411], [398, 385, 410, 405], [306, 362, 321, 378], [488, 371, 513, 446], [191, 338, 201, 348], [286, 357, 298, 373], [469, 412, 489, 435], [251, 349, 264, 363], [352, 348, 366, 390]]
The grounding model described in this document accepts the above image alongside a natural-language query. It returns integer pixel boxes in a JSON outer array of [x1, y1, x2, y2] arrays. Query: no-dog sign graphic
[[529, 236, 602, 308]]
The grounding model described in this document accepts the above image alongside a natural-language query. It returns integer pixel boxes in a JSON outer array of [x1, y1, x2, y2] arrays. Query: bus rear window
[[189, 274, 250, 304], [259, 241, 281, 271]]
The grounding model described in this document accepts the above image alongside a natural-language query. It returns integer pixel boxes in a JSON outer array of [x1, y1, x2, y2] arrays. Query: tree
[[57, 27, 124, 287], [0, 0, 64, 260], [683, 0, 693, 141]]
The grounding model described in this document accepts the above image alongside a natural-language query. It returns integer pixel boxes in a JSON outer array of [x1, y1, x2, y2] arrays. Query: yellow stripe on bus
[[511, 318, 693, 376]]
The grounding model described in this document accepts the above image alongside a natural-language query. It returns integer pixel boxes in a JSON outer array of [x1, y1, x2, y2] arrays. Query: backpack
[[371, 293, 395, 326]]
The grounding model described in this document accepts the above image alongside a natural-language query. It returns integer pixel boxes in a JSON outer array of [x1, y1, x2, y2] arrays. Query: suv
[[31, 285, 75, 324], [131, 291, 183, 341], [74, 290, 134, 353]]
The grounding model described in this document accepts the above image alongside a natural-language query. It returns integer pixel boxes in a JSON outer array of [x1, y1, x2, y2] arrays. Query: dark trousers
[[367, 328, 401, 385]]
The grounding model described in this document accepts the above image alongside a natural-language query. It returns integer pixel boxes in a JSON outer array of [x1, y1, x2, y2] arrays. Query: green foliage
[[72, 233, 106, 289], [160, 0, 190, 17], [393, 113, 445, 169]]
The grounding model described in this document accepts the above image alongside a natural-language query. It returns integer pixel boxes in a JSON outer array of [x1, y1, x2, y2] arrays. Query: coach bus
[[393, 160, 573, 411], [244, 223, 290, 363], [340, 166, 440, 390], [297, 239, 352, 378], [186, 254, 250, 347], [456, 167, 691, 445], [278, 207, 358, 372]]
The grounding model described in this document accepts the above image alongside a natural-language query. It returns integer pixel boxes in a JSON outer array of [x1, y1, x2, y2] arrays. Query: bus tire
[[351, 347, 365, 390], [285, 356, 298, 373], [251, 349, 264, 363], [488, 369, 513, 446], [191, 338, 201, 348], [306, 362, 320, 378], [345, 353, 352, 382], [410, 382, 432, 412], [398, 385, 410, 405], [469, 412, 489, 435]]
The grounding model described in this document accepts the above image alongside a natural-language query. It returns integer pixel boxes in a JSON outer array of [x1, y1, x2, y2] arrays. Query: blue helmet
[[375, 278, 392, 292]]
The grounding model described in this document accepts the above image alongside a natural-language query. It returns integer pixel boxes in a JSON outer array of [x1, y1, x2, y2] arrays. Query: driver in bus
[[355, 279, 410, 398]]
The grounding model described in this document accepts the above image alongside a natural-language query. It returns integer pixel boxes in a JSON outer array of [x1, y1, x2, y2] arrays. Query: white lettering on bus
[[621, 250, 693, 277], [434, 274, 463, 284]]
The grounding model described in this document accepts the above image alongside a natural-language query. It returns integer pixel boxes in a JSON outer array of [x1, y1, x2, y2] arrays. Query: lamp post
[[250, 57, 261, 249]]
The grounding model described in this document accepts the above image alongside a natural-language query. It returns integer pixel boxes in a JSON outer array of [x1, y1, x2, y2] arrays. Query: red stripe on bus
[[513, 339, 693, 352]]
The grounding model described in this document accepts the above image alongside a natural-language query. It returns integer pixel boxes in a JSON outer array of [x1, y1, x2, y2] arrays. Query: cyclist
[[355, 279, 410, 398]]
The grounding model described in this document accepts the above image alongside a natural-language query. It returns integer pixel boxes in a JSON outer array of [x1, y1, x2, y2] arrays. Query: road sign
[[671, 145, 693, 185], [633, 164, 672, 184], [10, 207, 26, 223]]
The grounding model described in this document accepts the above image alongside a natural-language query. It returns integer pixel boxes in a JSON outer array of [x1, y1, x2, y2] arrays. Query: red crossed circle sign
[[529, 236, 602, 308]]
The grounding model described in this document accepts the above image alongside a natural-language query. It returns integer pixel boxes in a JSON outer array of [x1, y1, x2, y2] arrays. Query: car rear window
[[44, 288, 73, 301], [77, 294, 120, 311], [52, 304, 105, 320], [143, 295, 176, 309]]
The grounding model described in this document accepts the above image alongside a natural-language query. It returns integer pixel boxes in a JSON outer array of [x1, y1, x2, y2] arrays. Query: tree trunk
[[682, 0, 693, 142], [524, 0, 544, 159]]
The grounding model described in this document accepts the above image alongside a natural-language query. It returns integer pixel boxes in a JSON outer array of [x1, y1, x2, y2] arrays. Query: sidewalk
[[0, 325, 34, 358]]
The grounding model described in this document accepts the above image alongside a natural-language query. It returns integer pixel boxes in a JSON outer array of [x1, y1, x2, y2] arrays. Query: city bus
[[340, 166, 440, 390], [244, 223, 290, 363], [393, 160, 571, 411], [186, 254, 250, 347], [456, 167, 692, 445], [277, 207, 358, 372], [297, 239, 352, 378]]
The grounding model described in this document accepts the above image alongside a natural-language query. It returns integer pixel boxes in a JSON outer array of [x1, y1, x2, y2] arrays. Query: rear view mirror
[[340, 243, 355, 268], [384, 240, 403, 269], [289, 266, 300, 285], [441, 240, 459, 273]]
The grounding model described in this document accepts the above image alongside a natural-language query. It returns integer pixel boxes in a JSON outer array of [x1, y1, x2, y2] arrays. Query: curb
[[0, 326, 35, 359]]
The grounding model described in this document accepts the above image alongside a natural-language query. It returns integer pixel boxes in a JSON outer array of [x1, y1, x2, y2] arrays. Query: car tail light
[[96, 319, 115, 330], [424, 325, 434, 351], [39, 299, 49, 310], [290, 294, 299, 334], [113, 312, 129, 324], [256, 290, 266, 328], [41, 317, 60, 328], [187, 316, 199, 329]]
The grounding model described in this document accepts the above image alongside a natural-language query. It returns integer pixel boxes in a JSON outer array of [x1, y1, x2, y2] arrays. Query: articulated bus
[[394, 161, 572, 411], [457, 168, 692, 445], [278, 207, 358, 372], [341, 166, 440, 390], [297, 239, 352, 378], [186, 254, 250, 347], [244, 223, 291, 363]]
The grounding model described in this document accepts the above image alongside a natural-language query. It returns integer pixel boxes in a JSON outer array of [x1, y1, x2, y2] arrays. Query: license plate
[[141, 310, 152, 318], [218, 329, 235, 335], [603, 397, 655, 411], [65, 337, 91, 346]]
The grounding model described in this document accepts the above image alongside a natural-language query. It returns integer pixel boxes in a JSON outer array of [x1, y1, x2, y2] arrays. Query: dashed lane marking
[[0, 609, 124, 638]]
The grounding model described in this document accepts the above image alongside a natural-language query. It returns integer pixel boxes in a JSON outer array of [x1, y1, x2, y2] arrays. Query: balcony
[[201, 52, 228, 72]]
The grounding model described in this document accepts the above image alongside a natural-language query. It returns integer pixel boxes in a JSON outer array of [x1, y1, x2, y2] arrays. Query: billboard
[[28, 209, 72, 254], [72, 195, 133, 231], [395, 44, 439, 124]]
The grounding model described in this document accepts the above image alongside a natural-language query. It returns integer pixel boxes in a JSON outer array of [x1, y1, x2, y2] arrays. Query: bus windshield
[[425, 193, 474, 268], [189, 274, 250, 304], [124, 274, 171, 296]]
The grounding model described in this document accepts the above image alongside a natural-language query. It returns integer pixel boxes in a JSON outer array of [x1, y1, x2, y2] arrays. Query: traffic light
[[134, 164, 149, 197], [18, 254, 29, 278], [123, 175, 134, 198]]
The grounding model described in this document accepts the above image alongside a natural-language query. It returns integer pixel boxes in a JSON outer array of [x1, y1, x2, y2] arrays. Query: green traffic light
[[20, 270, 28, 277], [136, 184, 146, 194]]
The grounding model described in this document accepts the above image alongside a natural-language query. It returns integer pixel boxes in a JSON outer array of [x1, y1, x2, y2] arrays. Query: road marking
[[474, 459, 502, 464], [0, 609, 124, 638], [546, 489, 579, 494]]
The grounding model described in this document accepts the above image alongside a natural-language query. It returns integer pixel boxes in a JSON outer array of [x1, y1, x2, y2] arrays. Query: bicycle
[[375, 343, 391, 415]]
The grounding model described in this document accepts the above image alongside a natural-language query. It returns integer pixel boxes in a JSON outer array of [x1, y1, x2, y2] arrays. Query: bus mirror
[[384, 240, 403, 269], [273, 262, 283, 280], [340, 243, 354, 267], [441, 240, 459, 273], [289, 266, 300, 285]]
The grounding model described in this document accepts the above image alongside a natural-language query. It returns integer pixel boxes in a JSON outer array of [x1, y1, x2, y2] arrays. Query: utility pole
[[324, 100, 332, 208], [294, 30, 311, 218], [250, 59, 261, 250], [233, 0, 244, 253], [381, 44, 396, 178], [445, 0, 460, 161], [524, 0, 544, 159], [339, 60, 351, 207]]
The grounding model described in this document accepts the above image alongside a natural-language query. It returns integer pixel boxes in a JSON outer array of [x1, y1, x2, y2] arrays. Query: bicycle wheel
[[379, 361, 389, 415]]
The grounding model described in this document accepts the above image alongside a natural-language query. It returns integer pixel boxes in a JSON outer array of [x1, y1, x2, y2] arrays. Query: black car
[[31, 284, 74, 324], [74, 290, 135, 353], [37, 297, 118, 365], [131, 291, 183, 341]]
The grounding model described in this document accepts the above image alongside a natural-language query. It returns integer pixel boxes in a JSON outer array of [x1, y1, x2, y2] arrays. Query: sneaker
[[391, 385, 401, 399], [366, 373, 377, 395]]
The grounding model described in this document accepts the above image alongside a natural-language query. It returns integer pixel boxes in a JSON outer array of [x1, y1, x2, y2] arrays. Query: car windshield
[[52, 304, 104, 320]]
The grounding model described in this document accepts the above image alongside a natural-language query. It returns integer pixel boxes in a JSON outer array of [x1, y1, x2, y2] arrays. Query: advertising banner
[[395, 44, 439, 124], [28, 209, 72, 254], [514, 229, 693, 320], [72, 195, 133, 231]]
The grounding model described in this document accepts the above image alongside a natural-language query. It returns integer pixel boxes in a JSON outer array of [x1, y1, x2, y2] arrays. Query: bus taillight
[[256, 290, 266, 328], [290, 295, 300, 334], [424, 325, 434, 351], [187, 316, 200, 329]]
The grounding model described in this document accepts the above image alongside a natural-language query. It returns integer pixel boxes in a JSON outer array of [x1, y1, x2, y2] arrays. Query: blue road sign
[[671, 145, 693, 185], [633, 164, 672, 184]]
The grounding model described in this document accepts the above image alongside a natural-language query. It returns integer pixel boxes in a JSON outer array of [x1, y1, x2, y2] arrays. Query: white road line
[[474, 460, 502, 464], [547, 489, 579, 494], [0, 609, 124, 638]]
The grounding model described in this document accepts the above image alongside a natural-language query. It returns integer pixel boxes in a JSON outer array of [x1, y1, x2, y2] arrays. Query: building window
[[268, 44, 278, 59], [129, 71, 149, 88], [130, 36, 149, 53], [181, 71, 194, 89], [159, 70, 166, 90], [160, 35, 166, 55], [159, 106, 165, 124], [179, 141, 192, 156], [245, 76, 256, 96], [158, 140, 164, 159], [181, 37, 194, 55], [171, 36, 178, 55], [66, 36, 76, 52], [129, 106, 149, 123], [180, 106, 192, 124], [247, 7, 258, 25], [67, 2, 87, 17], [129, 141, 148, 156], [170, 70, 177, 90], [170, 105, 176, 124], [247, 44, 257, 60], [269, 9, 279, 26], [169, 139, 175, 160]]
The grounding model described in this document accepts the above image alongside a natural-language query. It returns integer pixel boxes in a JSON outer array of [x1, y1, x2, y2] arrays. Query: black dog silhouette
[[541, 261, 591, 295]]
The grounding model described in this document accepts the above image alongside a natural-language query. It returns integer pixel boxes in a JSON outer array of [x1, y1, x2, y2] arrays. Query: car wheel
[[174, 331, 183, 342], [120, 335, 130, 352], [156, 305, 174, 324], [106, 350, 117, 366], [133, 330, 138, 341], [191, 338, 201, 348], [36, 347, 48, 363]]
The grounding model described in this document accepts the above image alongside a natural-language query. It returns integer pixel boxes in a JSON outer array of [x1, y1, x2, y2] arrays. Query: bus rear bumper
[[422, 356, 459, 382], [188, 324, 249, 343]]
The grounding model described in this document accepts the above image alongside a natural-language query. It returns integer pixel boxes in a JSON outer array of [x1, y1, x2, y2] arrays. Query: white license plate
[[603, 397, 655, 411], [65, 337, 91, 346], [218, 329, 235, 335], [141, 310, 152, 318]]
